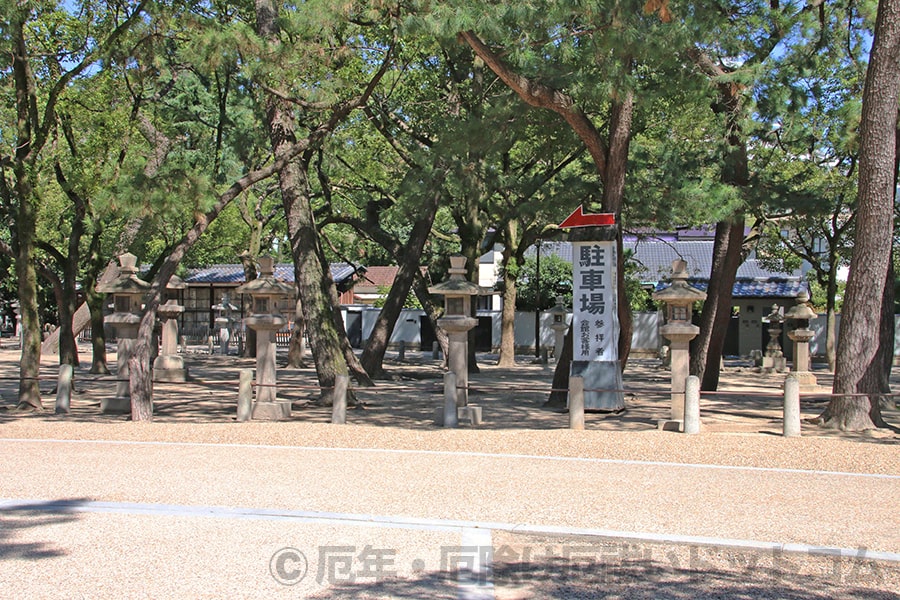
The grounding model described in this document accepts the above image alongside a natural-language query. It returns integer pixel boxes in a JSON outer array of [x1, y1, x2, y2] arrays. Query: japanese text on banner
[[572, 241, 618, 361]]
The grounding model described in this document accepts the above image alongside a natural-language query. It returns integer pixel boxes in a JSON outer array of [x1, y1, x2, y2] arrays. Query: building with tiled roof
[[350, 266, 400, 304], [180, 262, 363, 339], [528, 232, 808, 357]]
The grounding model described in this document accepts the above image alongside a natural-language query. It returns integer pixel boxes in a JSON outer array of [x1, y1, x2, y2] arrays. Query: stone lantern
[[96, 253, 149, 413], [548, 296, 569, 362], [235, 256, 295, 420], [211, 293, 239, 355], [154, 276, 187, 382], [429, 255, 480, 408], [784, 291, 817, 388], [761, 303, 786, 373], [652, 259, 706, 427]]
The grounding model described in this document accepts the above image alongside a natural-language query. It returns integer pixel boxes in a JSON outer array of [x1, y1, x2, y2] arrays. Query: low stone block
[[657, 419, 683, 432], [101, 396, 131, 414], [251, 401, 291, 420], [434, 405, 483, 426]]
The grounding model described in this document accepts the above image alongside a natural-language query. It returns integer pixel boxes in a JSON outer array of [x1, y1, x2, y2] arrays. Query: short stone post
[[569, 375, 585, 430], [783, 375, 801, 437], [237, 369, 253, 422], [683, 375, 701, 434], [332, 374, 348, 424], [442, 371, 459, 428], [55, 364, 74, 415]]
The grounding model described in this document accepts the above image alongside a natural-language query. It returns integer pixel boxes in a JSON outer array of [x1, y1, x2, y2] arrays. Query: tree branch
[[459, 31, 610, 180]]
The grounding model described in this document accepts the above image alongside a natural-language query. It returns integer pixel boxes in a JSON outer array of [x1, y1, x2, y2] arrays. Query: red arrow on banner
[[558, 206, 616, 228]]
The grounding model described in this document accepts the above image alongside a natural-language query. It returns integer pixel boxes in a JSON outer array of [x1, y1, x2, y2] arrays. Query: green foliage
[[372, 285, 422, 309], [515, 253, 572, 312]]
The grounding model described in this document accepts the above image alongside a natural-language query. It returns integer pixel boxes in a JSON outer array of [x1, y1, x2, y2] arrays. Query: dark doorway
[[420, 315, 437, 351], [475, 316, 493, 352], [346, 311, 362, 349]]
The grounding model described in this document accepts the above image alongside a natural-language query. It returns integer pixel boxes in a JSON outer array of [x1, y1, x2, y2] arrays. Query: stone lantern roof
[[428, 255, 482, 297], [166, 275, 187, 290], [235, 256, 295, 298], [96, 253, 150, 295], [784, 291, 817, 322], [651, 259, 707, 305]]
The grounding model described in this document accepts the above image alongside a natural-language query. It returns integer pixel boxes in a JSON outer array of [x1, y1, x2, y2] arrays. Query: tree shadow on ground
[[305, 554, 899, 599], [0, 498, 89, 560]]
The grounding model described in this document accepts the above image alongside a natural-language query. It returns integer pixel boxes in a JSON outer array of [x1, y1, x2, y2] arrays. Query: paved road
[[1, 437, 898, 598]]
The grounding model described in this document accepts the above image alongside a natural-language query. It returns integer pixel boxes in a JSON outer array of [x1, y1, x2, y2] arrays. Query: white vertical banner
[[572, 241, 619, 362]]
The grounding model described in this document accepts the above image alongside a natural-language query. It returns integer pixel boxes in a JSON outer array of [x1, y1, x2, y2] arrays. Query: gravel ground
[[0, 346, 898, 598]]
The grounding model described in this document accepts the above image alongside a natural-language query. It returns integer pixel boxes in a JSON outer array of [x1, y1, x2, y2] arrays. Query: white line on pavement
[[2, 498, 899, 564], [2, 437, 898, 480]]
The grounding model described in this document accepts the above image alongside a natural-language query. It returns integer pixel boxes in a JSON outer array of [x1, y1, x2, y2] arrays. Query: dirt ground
[[0, 342, 897, 443]]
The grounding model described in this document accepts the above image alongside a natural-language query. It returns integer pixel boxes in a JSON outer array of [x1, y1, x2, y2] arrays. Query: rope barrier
[[4, 371, 899, 400]]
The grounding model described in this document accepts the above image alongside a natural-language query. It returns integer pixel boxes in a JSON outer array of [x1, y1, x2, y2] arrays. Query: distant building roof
[[655, 279, 808, 298], [357, 266, 399, 289], [184, 263, 359, 286], [530, 239, 805, 299]]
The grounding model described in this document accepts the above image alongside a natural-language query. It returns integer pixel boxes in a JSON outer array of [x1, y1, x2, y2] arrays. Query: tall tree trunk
[[691, 219, 745, 390], [361, 187, 441, 377], [605, 92, 635, 369], [819, 0, 900, 430], [546, 326, 574, 407], [412, 272, 450, 358], [824, 264, 839, 373], [85, 286, 110, 374], [286, 299, 306, 368], [238, 251, 258, 359], [10, 13, 43, 411], [84, 227, 110, 374], [462, 32, 636, 385], [254, 0, 373, 399], [496, 225, 520, 367]]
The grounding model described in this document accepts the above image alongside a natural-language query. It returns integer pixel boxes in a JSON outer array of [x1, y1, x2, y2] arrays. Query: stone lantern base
[[252, 400, 292, 420], [153, 354, 188, 383]]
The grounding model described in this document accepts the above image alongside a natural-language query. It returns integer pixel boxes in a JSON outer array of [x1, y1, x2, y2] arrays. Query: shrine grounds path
[[0, 344, 898, 598]]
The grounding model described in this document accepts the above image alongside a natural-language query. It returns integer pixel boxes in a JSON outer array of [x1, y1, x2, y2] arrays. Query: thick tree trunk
[[820, 0, 900, 431], [280, 158, 355, 400], [85, 288, 110, 374], [546, 326, 573, 407], [255, 0, 373, 400], [690, 219, 744, 390], [824, 264, 839, 373], [285, 299, 306, 368], [14, 198, 43, 411], [463, 31, 636, 380], [238, 252, 258, 359], [129, 308, 156, 421], [497, 251, 519, 367], [361, 188, 441, 377]]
